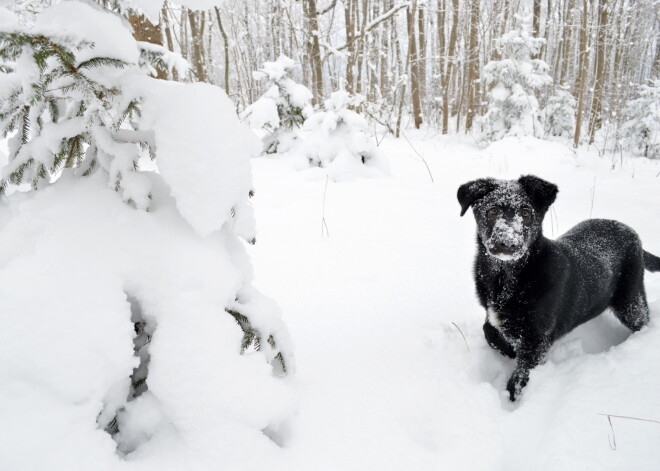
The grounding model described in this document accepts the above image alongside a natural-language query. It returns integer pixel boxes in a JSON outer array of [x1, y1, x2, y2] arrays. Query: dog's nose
[[495, 240, 517, 251]]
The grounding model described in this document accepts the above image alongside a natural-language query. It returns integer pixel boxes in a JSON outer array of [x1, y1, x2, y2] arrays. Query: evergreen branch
[[77, 57, 128, 71]]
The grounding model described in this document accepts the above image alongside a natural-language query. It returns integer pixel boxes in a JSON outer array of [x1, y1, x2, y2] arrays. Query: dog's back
[[554, 218, 650, 332]]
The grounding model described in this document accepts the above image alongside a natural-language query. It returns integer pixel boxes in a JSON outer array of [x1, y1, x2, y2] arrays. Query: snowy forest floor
[[249, 132, 660, 470]]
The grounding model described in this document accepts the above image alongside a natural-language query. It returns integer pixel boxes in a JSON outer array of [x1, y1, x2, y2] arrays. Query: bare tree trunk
[[573, 0, 589, 147], [588, 0, 608, 143], [214, 7, 230, 95], [161, 3, 178, 81], [559, 0, 573, 85], [531, 0, 542, 59], [417, 2, 426, 105], [305, 0, 325, 103], [407, 1, 423, 129], [464, 0, 480, 132], [344, 0, 355, 93], [187, 10, 208, 83], [442, 0, 458, 134]]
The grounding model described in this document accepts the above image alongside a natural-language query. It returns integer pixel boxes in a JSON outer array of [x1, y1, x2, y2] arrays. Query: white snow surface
[[248, 134, 660, 470], [1, 133, 660, 470], [0, 172, 294, 471]]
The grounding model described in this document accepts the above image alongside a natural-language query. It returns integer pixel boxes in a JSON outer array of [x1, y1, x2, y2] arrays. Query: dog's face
[[457, 175, 558, 261]]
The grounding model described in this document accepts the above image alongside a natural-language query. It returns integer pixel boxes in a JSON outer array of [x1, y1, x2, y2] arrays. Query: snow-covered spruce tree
[[241, 54, 313, 154], [542, 86, 576, 139], [0, 3, 294, 465], [301, 91, 388, 180], [0, 0, 291, 369], [621, 80, 660, 159], [475, 18, 552, 145], [0, 29, 146, 205]]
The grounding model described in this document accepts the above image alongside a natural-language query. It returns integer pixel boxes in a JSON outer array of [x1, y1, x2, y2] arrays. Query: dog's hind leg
[[611, 252, 650, 332], [483, 322, 516, 358]]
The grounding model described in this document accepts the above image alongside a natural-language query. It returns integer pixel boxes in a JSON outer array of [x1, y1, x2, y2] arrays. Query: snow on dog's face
[[457, 175, 558, 262]]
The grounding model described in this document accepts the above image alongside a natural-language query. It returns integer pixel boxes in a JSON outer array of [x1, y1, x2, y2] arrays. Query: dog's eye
[[520, 208, 531, 218], [487, 207, 500, 217]]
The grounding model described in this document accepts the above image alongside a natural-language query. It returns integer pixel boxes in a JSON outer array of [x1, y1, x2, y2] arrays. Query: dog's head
[[457, 175, 558, 261]]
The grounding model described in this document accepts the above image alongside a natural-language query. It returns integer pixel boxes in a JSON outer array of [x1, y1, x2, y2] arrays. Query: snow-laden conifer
[[301, 91, 388, 179], [542, 86, 576, 139], [475, 18, 552, 145], [241, 55, 313, 154], [621, 80, 659, 159], [0, 3, 294, 463]]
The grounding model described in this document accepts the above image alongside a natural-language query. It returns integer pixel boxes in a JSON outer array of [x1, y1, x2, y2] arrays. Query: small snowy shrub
[[542, 87, 576, 138], [241, 55, 313, 154], [475, 19, 552, 145], [621, 80, 660, 159], [301, 91, 388, 180]]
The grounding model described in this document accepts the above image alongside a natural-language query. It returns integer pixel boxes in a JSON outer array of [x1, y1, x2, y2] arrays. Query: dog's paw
[[506, 370, 529, 402]]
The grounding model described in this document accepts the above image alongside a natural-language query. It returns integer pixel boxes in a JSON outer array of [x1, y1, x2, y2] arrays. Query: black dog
[[458, 175, 660, 401]]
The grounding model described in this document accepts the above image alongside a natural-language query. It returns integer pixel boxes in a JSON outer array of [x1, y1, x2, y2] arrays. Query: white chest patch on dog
[[487, 306, 502, 328]]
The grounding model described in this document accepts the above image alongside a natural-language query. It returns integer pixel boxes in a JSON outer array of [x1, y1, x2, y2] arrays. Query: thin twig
[[400, 130, 434, 183], [597, 414, 660, 424], [598, 413, 660, 451], [321, 175, 330, 237], [451, 322, 470, 352]]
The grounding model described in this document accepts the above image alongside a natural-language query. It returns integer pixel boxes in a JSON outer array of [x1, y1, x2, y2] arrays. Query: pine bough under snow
[[300, 91, 388, 180], [241, 55, 313, 154], [475, 19, 552, 145], [621, 80, 659, 159], [0, 3, 294, 468], [542, 86, 576, 139]]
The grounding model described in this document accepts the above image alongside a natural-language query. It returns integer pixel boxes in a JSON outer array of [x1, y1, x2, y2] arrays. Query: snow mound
[[299, 91, 389, 181], [124, 76, 261, 238], [0, 173, 295, 470]]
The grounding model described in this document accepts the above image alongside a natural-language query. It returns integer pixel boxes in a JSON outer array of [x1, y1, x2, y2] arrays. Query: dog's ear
[[457, 179, 497, 216], [518, 175, 558, 213]]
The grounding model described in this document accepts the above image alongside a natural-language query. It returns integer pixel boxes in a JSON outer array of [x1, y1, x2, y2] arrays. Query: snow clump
[[299, 91, 389, 180]]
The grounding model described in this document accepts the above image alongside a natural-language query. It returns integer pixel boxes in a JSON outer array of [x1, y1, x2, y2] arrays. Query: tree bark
[[344, 0, 355, 93], [464, 0, 480, 131], [441, 0, 458, 134], [588, 0, 608, 143], [187, 10, 208, 83], [407, 1, 423, 128], [305, 0, 325, 103], [161, 3, 178, 81], [128, 12, 167, 79], [573, 0, 589, 147], [417, 2, 426, 104], [214, 7, 230, 95], [531, 0, 542, 59]]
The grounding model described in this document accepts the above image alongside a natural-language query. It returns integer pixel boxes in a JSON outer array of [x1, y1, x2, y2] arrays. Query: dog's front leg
[[506, 337, 550, 401]]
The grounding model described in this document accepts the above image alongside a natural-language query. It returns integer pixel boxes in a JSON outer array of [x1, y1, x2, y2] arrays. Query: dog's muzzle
[[485, 218, 527, 261]]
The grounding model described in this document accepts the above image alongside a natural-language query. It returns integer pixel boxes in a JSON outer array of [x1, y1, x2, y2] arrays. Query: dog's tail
[[644, 250, 660, 272]]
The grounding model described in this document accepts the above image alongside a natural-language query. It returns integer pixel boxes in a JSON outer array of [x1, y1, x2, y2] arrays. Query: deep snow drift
[[248, 134, 660, 470], [1, 133, 659, 470]]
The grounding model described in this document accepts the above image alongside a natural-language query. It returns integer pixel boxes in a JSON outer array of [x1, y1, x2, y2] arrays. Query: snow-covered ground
[[248, 133, 660, 470], [1, 132, 659, 470]]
